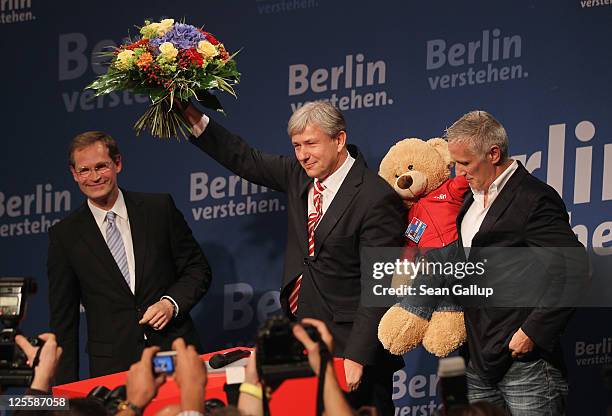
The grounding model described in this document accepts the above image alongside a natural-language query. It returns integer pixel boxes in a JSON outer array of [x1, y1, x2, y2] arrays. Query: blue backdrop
[[1, 0, 611, 413]]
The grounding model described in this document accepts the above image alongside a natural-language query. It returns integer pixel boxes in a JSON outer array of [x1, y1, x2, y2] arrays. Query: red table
[[52, 348, 348, 415]]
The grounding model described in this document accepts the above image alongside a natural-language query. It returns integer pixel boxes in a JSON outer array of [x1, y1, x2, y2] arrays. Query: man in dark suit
[[447, 110, 584, 414], [48, 131, 211, 384], [182, 101, 405, 414]]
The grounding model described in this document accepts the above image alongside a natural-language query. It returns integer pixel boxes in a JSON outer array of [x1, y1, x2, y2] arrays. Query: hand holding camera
[[255, 316, 324, 385], [172, 337, 207, 413], [124, 346, 166, 411], [0, 277, 47, 388], [292, 318, 334, 376], [14, 333, 61, 391], [245, 317, 354, 416], [98, 339, 208, 416]]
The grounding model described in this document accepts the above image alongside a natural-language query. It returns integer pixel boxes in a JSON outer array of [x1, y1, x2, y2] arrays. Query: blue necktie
[[106, 211, 130, 288]]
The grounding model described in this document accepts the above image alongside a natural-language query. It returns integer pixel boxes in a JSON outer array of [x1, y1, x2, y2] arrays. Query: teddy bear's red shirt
[[404, 175, 470, 248]]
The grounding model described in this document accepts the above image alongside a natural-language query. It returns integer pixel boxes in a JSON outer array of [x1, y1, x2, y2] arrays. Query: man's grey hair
[[445, 110, 509, 161], [287, 101, 347, 138]]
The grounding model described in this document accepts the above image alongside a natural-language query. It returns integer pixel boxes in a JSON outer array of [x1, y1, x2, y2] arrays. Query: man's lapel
[[474, 162, 527, 240], [292, 176, 311, 255], [124, 191, 148, 296], [455, 191, 473, 261], [76, 203, 133, 297], [456, 191, 474, 231]]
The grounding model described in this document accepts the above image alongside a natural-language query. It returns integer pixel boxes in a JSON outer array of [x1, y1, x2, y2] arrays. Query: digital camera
[[255, 315, 321, 384], [0, 277, 42, 387]]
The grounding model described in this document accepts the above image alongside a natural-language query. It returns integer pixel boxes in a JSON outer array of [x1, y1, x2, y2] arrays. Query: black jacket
[[192, 120, 406, 369], [457, 162, 584, 383], [48, 191, 211, 384]]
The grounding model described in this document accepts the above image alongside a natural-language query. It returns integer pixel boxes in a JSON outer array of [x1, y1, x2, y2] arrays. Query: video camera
[[255, 315, 321, 385], [0, 277, 42, 387]]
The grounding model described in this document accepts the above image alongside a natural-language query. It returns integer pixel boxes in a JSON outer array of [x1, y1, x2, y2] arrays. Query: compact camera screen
[[152, 352, 176, 374]]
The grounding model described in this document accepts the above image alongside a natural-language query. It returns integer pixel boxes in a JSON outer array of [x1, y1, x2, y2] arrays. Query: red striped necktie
[[289, 179, 326, 314]]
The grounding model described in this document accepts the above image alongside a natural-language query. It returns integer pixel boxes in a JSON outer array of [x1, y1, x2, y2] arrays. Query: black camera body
[[256, 316, 320, 384], [0, 330, 42, 386], [0, 277, 41, 387], [87, 384, 126, 413]]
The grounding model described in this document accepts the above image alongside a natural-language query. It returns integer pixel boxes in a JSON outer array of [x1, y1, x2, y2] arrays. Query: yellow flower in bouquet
[[140, 22, 159, 39], [157, 19, 174, 36], [141, 19, 175, 39], [159, 42, 178, 61], [115, 50, 135, 70], [197, 40, 218, 60]]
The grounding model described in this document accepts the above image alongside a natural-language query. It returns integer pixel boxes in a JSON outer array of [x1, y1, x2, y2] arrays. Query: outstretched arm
[[182, 103, 298, 193]]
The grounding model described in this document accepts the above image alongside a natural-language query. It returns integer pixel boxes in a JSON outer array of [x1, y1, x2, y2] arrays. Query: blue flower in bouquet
[[150, 23, 206, 50]]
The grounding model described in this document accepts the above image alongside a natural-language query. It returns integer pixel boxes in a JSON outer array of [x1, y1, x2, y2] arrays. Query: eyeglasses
[[74, 161, 114, 178]]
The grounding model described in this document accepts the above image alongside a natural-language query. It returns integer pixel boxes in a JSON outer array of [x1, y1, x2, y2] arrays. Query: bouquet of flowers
[[87, 18, 240, 139]]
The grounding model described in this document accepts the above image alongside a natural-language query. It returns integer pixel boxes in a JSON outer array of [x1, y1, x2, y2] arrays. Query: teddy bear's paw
[[378, 306, 429, 355], [422, 311, 467, 357]]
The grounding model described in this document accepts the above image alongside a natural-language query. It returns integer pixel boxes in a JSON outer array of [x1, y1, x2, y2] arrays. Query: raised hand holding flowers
[[87, 18, 240, 139]]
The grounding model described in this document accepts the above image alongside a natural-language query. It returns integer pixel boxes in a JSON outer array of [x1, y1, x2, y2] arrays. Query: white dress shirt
[[192, 113, 210, 137], [460, 160, 519, 248]]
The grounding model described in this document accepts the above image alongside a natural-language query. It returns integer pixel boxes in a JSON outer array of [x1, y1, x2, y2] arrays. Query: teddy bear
[[377, 137, 470, 357]]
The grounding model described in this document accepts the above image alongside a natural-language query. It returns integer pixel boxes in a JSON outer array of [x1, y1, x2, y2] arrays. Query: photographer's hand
[[124, 346, 166, 411], [172, 338, 207, 413], [15, 333, 63, 391], [237, 351, 264, 416], [244, 350, 260, 385], [292, 318, 334, 375], [292, 319, 354, 416]]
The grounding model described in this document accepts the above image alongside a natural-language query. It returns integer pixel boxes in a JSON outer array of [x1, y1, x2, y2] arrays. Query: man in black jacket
[[447, 110, 584, 414], [182, 101, 405, 414], [48, 131, 211, 384]]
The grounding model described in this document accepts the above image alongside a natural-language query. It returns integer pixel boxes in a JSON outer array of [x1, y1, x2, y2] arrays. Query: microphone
[[209, 349, 251, 369], [437, 356, 469, 412]]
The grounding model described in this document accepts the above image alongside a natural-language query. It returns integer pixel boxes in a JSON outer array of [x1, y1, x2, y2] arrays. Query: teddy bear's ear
[[427, 138, 453, 168]]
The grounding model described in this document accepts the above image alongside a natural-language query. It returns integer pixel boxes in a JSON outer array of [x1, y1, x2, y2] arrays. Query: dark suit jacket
[[48, 191, 211, 384], [192, 120, 406, 369], [456, 162, 584, 383]]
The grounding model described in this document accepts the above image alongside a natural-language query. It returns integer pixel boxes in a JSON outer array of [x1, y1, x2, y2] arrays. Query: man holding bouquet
[[181, 101, 405, 414]]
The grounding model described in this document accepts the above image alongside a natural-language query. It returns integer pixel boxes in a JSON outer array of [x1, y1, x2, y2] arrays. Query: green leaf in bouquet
[[215, 77, 237, 97], [148, 87, 168, 103], [86, 70, 132, 96]]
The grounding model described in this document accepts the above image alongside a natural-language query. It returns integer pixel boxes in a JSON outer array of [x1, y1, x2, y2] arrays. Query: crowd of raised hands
[[14, 318, 360, 416]]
